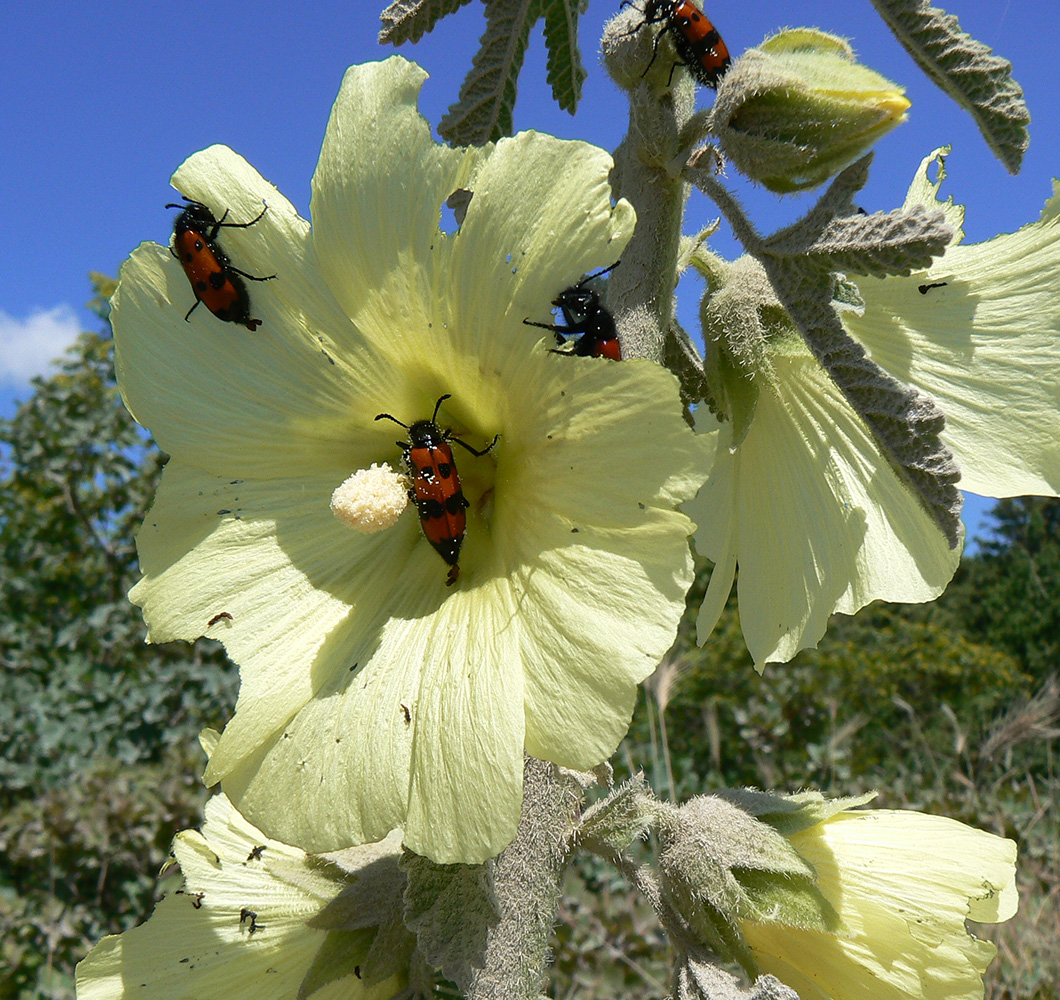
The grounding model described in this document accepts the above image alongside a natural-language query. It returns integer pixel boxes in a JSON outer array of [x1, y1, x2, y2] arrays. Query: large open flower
[[740, 807, 1018, 1000], [76, 792, 413, 1000], [113, 58, 704, 863], [691, 150, 1060, 666]]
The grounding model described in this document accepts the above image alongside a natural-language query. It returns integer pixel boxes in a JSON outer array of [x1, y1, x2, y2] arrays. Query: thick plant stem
[[465, 757, 582, 1000], [608, 75, 697, 364]]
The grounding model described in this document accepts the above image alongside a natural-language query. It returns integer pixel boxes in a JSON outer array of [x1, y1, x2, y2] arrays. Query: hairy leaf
[[378, 0, 476, 44], [869, 0, 1030, 173], [676, 955, 800, 1000], [401, 851, 499, 985], [439, 0, 542, 145], [766, 204, 954, 278], [761, 154, 954, 278], [541, 0, 587, 114]]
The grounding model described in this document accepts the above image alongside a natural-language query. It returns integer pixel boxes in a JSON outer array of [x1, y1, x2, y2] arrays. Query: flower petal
[[311, 58, 476, 340], [217, 582, 525, 864], [114, 146, 398, 478], [691, 343, 959, 666], [311, 59, 634, 398], [790, 811, 1018, 932], [742, 811, 1017, 1000], [132, 462, 418, 759], [445, 129, 635, 372], [494, 360, 703, 764], [848, 171, 1060, 497], [75, 795, 399, 1000]]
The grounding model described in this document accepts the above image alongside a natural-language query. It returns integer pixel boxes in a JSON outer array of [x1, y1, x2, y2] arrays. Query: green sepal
[[578, 774, 661, 854], [713, 787, 878, 837], [736, 867, 845, 935]]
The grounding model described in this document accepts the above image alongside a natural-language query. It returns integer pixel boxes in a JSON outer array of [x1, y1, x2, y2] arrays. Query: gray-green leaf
[[401, 851, 500, 984], [869, 0, 1030, 173], [378, 0, 477, 45], [439, 0, 542, 145], [766, 203, 954, 278], [541, 0, 588, 114], [676, 957, 800, 1000]]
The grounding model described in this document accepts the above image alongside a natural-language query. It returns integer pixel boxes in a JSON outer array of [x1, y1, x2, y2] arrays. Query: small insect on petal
[[331, 463, 409, 533]]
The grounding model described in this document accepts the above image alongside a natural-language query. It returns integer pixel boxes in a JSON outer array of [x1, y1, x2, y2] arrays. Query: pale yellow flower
[[76, 794, 410, 1000], [113, 58, 705, 863], [742, 809, 1018, 1000], [692, 148, 1060, 666]]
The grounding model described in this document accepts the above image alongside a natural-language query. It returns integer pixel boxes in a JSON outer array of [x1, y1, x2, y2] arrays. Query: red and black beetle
[[624, 0, 731, 89], [167, 196, 276, 331], [523, 263, 621, 360], [375, 394, 497, 586]]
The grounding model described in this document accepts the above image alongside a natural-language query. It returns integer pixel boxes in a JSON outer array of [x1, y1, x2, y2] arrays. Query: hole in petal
[[440, 189, 473, 233]]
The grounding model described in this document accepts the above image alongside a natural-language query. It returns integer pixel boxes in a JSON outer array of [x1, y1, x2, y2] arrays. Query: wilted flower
[[113, 58, 705, 863]]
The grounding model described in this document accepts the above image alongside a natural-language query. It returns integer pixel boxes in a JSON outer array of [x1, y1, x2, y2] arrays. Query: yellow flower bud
[[713, 29, 910, 193]]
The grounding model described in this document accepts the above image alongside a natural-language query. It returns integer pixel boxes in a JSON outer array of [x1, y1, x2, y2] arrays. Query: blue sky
[[2, 1, 1057, 545]]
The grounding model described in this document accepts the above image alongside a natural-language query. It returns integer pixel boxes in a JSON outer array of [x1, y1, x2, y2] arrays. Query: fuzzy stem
[[685, 163, 763, 253], [607, 76, 698, 363], [465, 758, 582, 1000]]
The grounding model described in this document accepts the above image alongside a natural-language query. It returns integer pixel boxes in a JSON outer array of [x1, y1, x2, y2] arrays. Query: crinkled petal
[[445, 129, 636, 375], [132, 462, 417, 757], [113, 146, 398, 478], [848, 165, 1060, 498], [791, 812, 1019, 931], [75, 795, 399, 1000], [692, 417, 737, 644], [495, 360, 703, 764], [691, 344, 959, 666]]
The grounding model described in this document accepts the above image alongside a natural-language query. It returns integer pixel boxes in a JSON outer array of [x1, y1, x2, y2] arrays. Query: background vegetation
[[0, 285, 1056, 999]]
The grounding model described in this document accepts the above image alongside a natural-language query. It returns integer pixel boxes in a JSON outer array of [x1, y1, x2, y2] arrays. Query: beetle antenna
[[375, 412, 409, 430], [580, 261, 621, 285], [431, 394, 452, 423]]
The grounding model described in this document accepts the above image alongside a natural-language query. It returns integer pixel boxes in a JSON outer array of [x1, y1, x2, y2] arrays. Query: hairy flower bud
[[656, 795, 837, 976], [712, 29, 910, 193]]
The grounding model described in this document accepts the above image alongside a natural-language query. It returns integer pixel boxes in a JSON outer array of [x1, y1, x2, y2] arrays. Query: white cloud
[[0, 305, 83, 385]]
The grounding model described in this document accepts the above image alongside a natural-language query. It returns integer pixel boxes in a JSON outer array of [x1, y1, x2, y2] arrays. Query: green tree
[[948, 497, 1060, 678]]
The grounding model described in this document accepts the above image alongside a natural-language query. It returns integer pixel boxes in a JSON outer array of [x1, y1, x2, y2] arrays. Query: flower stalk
[[464, 758, 583, 1000], [602, 6, 700, 364]]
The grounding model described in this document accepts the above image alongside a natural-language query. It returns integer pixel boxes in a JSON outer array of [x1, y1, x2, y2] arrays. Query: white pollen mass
[[330, 463, 408, 533]]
